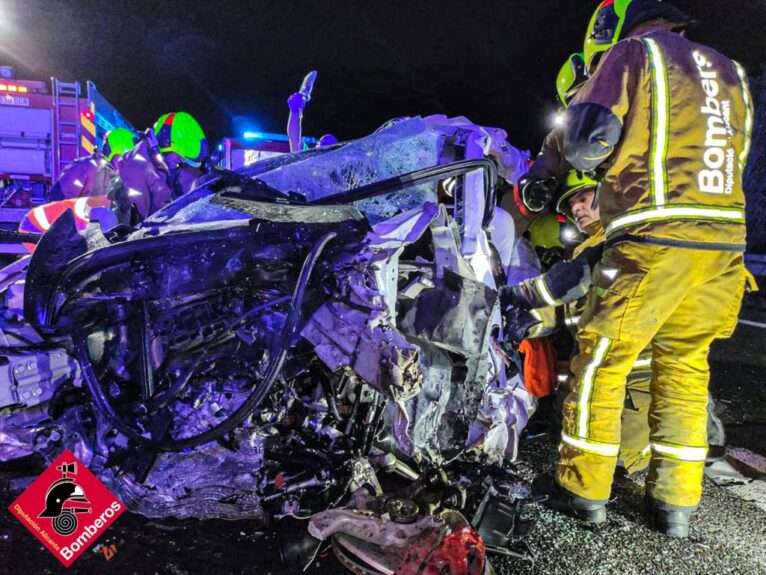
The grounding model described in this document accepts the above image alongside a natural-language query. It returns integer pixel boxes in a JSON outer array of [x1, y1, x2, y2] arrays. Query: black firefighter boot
[[532, 474, 607, 524], [645, 496, 694, 538]]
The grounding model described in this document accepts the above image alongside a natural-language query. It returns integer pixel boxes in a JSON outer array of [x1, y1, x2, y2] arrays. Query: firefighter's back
[[596, 29, 753, 250], [117, 139, 172, 218]]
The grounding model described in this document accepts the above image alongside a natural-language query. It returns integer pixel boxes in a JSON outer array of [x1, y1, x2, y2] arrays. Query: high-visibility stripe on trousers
[[555, 349, 655, 475], [557, 242, 746, 507]]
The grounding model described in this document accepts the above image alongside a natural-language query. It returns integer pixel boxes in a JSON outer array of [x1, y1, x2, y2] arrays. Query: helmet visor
[[592, 4, 621, 44]]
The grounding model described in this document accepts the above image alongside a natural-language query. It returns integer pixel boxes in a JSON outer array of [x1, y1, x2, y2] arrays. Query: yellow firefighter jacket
[[564, 28, 753, 251]]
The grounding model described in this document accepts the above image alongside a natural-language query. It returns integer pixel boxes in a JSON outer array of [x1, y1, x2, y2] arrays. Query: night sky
[[2, 0, 765, 151]]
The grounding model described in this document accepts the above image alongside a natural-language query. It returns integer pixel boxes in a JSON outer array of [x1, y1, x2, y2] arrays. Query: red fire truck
[[220, 131, 317, 171], [0, 66, 133, 249]]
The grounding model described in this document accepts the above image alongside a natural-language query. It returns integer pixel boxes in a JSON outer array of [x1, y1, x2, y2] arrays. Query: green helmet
[[584, 0, 632, 74], [527, 213, 564, 251], [153, 112, 208, 167], [102, 128, 137, 162], [555, 171, 598, 222], [556, 52, 588, 107], [583, 0, 694, 74]]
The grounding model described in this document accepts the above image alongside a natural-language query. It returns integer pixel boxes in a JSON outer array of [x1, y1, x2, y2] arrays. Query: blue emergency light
[[243, 131, 290, 142]]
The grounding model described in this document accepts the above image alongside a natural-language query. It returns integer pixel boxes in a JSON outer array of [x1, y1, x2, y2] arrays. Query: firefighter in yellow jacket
[[117, 112, 207, 220], [506, 172, 655, 474], [506, 172, 741, 473], [534, 0, 753, 537]]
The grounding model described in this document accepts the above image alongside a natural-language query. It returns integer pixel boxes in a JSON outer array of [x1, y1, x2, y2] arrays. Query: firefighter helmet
[[153, 112, 208, 168], [317, 133, 339, 147], [583, 0, 694, 73], [102, 128, 137, 162], [556, 52, 587, 107], [39, 479, 90, 518], [555, 171, 599, 222]]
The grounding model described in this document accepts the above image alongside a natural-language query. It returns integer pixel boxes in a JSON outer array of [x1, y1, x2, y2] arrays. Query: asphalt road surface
[[1, 293, 765, 575]]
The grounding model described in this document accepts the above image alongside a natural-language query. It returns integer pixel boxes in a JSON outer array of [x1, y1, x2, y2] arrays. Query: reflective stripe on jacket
[[19, 195, 112, 252], [510, 226, 606, 310], [564, 28, 752, 251]]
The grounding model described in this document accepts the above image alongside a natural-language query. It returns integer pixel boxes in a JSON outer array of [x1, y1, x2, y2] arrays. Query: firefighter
[[505, 171, 730, 477], [287, 91, 308, 152], [117, 112, 208, 220], [500, 53, 591, 401], [317, 133, 339, 147], [49, 128, 136, 201], [536, 0, 753, 537], [504, 176, 606, 347], [21, 129, 137, 241]]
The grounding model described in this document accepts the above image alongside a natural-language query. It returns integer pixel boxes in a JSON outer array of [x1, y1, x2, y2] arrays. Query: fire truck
[[220, 131, 317, 171], [0, 66, 133, 249]]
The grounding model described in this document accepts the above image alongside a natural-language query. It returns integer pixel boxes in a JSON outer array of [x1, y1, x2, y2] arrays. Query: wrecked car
[[0, 115, 537, 570]]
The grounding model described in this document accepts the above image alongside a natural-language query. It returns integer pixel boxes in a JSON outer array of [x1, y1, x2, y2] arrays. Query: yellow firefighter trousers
[[556, 361, 652, 473], [620, 369, 652, 473], [557, 242, 746, 507]]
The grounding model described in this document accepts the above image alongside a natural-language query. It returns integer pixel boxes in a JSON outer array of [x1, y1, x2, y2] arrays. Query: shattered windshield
[[142, 117, 445, 228]]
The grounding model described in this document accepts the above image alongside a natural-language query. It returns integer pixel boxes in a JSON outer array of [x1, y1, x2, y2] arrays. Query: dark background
[[2, 0, 765, 150]]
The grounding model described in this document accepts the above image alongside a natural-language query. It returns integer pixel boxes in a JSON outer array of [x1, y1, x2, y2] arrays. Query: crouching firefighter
[[532, 0, 753, 537]]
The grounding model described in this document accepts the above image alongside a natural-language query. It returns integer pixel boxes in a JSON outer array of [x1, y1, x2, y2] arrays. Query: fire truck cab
[[220, 131, 317, 171]]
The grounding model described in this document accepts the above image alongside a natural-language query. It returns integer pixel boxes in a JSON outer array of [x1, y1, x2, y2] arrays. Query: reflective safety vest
[[565, 28, 753, 251], [19, 196, 112, 252]]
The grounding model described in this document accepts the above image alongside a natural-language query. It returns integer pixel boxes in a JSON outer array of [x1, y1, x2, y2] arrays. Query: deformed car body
[[0, 115, 536, 522]]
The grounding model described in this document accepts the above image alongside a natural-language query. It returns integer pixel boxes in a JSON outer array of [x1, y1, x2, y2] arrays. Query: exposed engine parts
[[0, 116, 540, 571]]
